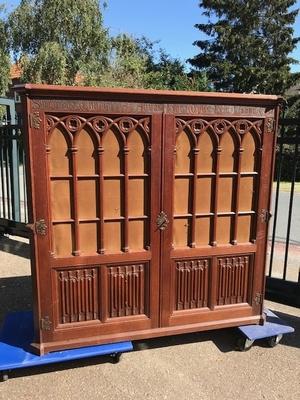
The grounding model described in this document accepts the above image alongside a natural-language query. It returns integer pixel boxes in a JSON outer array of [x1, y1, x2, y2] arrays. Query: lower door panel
[[165, 252, 256, 327]]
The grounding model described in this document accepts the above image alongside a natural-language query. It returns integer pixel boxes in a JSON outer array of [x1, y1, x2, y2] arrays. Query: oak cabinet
[[19, 84, 281, 354]]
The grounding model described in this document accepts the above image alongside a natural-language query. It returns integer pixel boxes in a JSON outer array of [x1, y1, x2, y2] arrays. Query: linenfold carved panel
[[175, 259, 209, 310], [217, 255, 252, 305], [108, 264, 147, 318], [58, 268, 99, 324]]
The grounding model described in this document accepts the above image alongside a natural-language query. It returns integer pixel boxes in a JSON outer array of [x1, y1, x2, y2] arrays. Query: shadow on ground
[[0, 276, 32, 324], [269, 310, 300, 350], [134, 308, 300, 352], [2, 354, 118, 382], [1, 274, 299, 381], [0, 236, 30, 259]]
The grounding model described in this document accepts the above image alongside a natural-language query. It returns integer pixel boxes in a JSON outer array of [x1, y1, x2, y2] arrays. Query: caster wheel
[[236, 337, 254, 352], [267, 334, 283, 348], [110, 353, 122, 364]]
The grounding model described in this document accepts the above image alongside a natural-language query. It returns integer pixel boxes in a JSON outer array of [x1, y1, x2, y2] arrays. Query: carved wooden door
[[160, 114, 275, 328], [27, 106, 162, 353]]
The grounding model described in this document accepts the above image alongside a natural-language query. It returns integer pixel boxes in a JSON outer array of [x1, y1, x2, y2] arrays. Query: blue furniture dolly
[[0, 311, 133, 381], [236, 308, 294, 351]]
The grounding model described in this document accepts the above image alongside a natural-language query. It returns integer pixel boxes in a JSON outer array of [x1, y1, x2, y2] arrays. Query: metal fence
[[266, 117, 300, 306], [0, 111, 299, 305], [0, 122, 28, 237]]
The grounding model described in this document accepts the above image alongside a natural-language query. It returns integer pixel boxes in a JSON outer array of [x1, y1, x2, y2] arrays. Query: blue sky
[[7, 0, 300, 72]]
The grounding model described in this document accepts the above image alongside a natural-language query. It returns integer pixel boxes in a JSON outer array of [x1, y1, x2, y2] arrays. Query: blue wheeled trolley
[[0, 311, 133, 381], [236, 308, 295, 351]]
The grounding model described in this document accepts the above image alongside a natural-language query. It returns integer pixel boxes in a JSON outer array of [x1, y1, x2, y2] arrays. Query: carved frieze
[[32, 98, 274, 118]]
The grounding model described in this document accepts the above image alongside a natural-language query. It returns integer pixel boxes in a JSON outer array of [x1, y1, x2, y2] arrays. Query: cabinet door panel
[[161, 115, 270, 327]]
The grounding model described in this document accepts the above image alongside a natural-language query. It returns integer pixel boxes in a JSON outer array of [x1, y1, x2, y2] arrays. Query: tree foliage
[[83, 34, 148, 88], [189, 0, 300, 94], [8, 0, 110, 85], [0, 4, 10, 95], [144, 48, 209, 91], [82, 32, 208, 91], [6, 1, 207, 91]]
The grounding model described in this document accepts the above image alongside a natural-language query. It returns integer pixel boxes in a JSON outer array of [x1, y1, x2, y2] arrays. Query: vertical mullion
[[123, 145, 129, 252], [232, 144, 243, 244], [250, 146, 262, 244], [71, 146, 80, 255], [190, 148, 199, 247], [46, 145, 55, 256], [211, 146, 221, 246], [97, 145, 105, 254]]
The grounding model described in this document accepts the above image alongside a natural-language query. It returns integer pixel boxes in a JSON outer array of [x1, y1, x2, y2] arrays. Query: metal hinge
[[26, 219, 47, 236], [35, 219, 47, 235], [260, 209, 272, 223], [40, 316, 52, 331], [254, 293, 263, 305]]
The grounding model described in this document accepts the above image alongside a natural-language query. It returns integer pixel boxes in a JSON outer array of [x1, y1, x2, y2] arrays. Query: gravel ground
[[0, 235, 300, 400]]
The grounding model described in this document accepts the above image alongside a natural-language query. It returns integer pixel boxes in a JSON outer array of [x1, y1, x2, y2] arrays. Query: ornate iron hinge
[[260, 209, 272, 223], [156, 211, 169, 230], [26, 219, 47, 236], [35, 219, 47, 235], [40, 316, 52, 331], [254, 293, 263, 305]]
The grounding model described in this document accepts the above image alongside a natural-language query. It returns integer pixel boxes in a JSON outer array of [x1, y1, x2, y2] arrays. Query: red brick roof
[[10, 64, 22, 79], [10, 63, 84, 84]]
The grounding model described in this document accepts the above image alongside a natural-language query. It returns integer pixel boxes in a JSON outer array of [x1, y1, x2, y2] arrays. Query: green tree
[[0, 4, 10, 95], [144, 49, 209, 91], [84, 33, 209, 91], [84, 34, 148, 88], [8, 0, 110, 85], [189, 0, 299, 94]]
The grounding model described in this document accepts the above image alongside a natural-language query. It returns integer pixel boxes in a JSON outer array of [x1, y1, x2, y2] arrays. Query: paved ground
[[266, 191, 300, 281], [269, 191, 300, 246], [0, 236, 300, 400]]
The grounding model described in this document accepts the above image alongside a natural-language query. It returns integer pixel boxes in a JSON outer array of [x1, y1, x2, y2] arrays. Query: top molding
[[15, 83, 283, 105]]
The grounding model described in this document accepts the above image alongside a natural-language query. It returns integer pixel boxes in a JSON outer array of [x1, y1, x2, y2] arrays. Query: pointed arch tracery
[[174, 117, 263, 248], [46, 114, 151, 256]]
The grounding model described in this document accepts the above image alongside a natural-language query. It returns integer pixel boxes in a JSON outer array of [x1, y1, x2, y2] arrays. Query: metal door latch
[[156, 211, 169, 230]]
